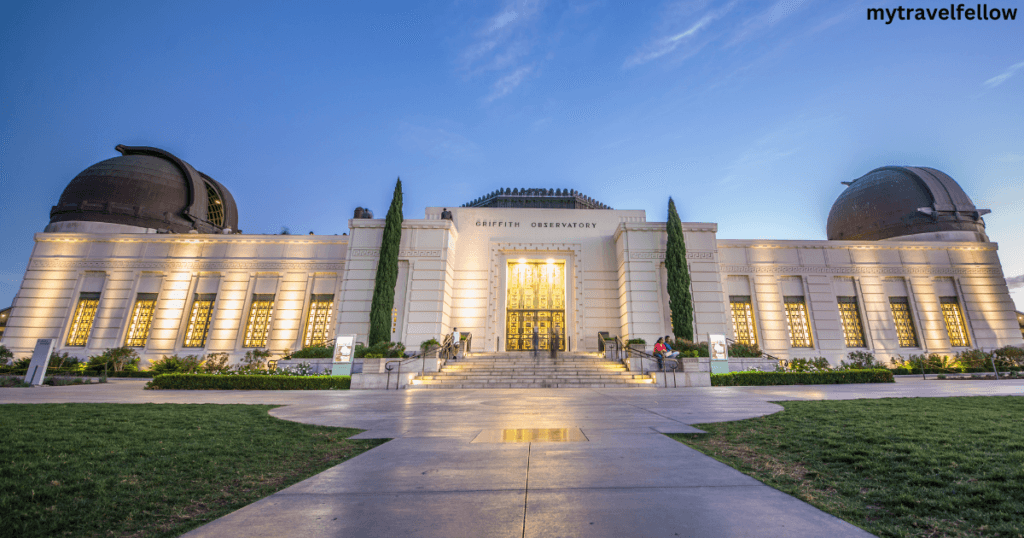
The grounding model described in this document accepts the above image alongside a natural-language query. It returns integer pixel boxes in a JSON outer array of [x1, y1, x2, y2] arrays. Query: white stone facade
[[3, 205, 1021, 368]]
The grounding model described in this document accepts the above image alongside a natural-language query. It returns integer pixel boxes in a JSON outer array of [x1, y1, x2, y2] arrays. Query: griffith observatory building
[[2, 145, 1021, 370]]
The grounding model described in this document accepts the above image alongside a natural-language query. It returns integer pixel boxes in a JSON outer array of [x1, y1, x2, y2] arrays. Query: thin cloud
[[624, 2, 736, 68], [1006, 274, 1024, 290], [459, 0, 545, 102], [485, 65, 534, 102], [984, 61, 1024, 88]]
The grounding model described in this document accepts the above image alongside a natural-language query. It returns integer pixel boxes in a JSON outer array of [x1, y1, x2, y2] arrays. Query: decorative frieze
[[719, 264, 1001, 276], [628, 251, 714, 260], [350, 249, 442, 258]]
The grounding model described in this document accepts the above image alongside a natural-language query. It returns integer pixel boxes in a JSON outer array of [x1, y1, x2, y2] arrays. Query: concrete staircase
[[410, 352, 656, 389]]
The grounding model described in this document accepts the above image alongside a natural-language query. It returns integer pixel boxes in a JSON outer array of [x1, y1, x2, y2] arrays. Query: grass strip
[[0, 403, 386, 537], [670, 397, 1024, 537]]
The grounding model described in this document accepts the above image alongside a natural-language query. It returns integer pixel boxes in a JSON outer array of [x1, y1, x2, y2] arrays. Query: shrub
[[354, 341, 405, 359], [839, 351, 885, 370], [88, 347, 140, 373], [0, 344, 13, 364], [672, 340, 708, 357], [149, 355, 204, 375], [955, 349, 990, 370], [11, 357, 32, 369], [785, 357, 832, 372], [204, 352, 230, 373], [420, 338, 441, 353], [48, 351, 82, 370], [993, 346, 1024, 368], [146, 374, 351, 390], [711, 369, 894, 386], [727, 342, 762, 358], [239, 349, 272, 371], [287, 345, 335, 359], [627, 338, 646, 346]]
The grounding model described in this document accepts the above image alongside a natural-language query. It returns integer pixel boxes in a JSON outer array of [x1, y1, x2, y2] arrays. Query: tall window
[[940, 296, 970, 347], [837, 296, 866, 348], [302, 294, 334, 347], [889, 297, 919, 348], [729, 295, 757, 346], [124, 293, 157, 347], [243, 294, 275, 348], [66, 292, 100, 347], [183, 293, 216, 348], [784, 296, 813, 348]]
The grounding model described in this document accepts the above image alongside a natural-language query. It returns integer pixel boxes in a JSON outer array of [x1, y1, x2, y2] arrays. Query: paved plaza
[[4, 378, 1023, 537]]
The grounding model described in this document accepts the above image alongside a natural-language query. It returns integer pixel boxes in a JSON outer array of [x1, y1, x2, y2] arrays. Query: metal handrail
[[384, 360, 403, 390]]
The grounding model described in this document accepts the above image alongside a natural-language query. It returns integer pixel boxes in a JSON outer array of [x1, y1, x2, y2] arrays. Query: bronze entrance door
[[505, 260, 566, 352]]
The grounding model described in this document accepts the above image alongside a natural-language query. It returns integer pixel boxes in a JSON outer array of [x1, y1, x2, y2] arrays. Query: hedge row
[[146, 374, 351, 390], [711, 369, 894, 386], [891, 367, 1021, 375]]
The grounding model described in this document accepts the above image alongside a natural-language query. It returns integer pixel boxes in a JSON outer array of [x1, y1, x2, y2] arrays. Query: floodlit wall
[[2, 232, 348, 365], [334, 218, 457, 349], [716, 239, 1024, 366]]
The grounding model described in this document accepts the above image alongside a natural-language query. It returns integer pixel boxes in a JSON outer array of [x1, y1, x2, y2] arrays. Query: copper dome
[[826, 166, 989, 242], [49, 145, 238, 234]]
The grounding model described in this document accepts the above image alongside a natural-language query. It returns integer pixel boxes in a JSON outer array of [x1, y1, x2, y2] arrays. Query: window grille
[[729, 296, 757, 346], [889, 297, 919, 348], [124, 293, 157, 347], [243, 294, 275, 348], [940, 296, 970, 347], [837, 296, 866, 348], [183, 293, 216, 348], [784, 296, 813, 348], [205, 182, 225, 227], [303, 294, 334, 347], [66, 292, 100, 347]]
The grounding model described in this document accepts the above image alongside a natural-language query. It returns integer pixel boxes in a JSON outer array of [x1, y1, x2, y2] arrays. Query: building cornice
[[613, 221, 717, 241], [34, 232, 350, 245]]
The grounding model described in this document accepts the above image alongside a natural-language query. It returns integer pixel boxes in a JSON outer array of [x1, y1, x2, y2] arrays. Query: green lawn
[[671, 397, 1024, 538], [0, 404, 386, 537]]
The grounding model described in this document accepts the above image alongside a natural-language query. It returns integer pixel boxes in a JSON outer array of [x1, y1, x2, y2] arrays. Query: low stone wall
[[649, 371, 711, 387]]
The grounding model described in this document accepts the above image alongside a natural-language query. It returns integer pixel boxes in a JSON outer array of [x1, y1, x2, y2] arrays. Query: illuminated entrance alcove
[[505, 259, 566, 352]]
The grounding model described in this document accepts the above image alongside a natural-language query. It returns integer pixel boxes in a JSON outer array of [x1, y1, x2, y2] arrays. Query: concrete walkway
[[4, 378, 1023, 537]]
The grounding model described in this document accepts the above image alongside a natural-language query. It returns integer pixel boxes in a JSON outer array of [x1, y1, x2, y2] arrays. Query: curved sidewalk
[[4, 378, 1022, 537]]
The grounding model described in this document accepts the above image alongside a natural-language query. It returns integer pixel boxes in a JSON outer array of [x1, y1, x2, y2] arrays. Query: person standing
[[531, 326, 540, 358], [550, 324, 560, 359], [451, 327, 461, 359]]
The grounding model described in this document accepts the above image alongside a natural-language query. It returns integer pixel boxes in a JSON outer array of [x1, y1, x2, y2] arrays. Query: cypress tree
[[368, 178, 403, 345], [666, 197, 694, 340]]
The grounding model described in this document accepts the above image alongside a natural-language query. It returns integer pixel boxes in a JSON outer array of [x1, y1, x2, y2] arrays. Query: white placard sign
[[333, 335, 355, 364], [708, 334, 728, 361], [25, 338, 57, 386]]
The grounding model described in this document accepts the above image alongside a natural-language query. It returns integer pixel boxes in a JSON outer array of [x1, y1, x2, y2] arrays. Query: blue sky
[[1, 0, 1022, 309]]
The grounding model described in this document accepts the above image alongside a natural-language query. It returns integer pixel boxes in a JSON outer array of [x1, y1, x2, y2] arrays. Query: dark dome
[[826, 166, 989, 242], [49, 145, 238, 234]]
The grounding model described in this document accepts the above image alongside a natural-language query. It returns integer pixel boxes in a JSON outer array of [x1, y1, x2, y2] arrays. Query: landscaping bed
[[671, 397, 1024, 537], [146, 373, 351, 390], [0, 403, 385, 538], [711, 369, 894, 386]]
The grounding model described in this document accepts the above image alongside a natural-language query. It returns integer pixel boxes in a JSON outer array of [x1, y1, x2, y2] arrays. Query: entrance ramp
[[410, 352, 656, 389]]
